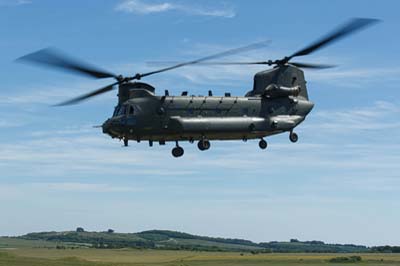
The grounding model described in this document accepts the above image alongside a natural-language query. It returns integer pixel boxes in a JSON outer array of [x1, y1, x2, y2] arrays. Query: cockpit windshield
[[118, 106, 127, 116], [113, 105, 136, 117], [113, 106, 120, 116], [113, 105, 127, 116]]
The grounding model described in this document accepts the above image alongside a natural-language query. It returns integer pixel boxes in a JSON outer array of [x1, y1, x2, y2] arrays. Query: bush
[[329, 256, 362, 263]]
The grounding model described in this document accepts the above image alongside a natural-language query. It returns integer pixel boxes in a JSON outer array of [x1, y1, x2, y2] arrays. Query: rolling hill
[[7, 229, 376, 253]]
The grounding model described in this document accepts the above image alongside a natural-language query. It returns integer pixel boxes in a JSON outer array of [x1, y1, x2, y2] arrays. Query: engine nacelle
[[263, 84, 300, 99]]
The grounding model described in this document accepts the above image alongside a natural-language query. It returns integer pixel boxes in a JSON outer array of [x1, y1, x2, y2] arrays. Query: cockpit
[[113, 104, 136, 117]]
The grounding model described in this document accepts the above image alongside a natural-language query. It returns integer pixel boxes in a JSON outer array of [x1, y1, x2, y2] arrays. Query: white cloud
[[115, 0, 235, 18], [30, 182, 140, 193], [305, 100, 400, 133], [308, 66, 400, 88], [0, 0, 31, 6], [0, 182, 141, 202], [0, 80, 116, 106], [117, 0, 172, 14], [0, 119, 25, 128]]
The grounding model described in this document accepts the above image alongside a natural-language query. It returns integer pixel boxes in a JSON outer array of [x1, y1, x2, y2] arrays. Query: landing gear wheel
[[172, 146, 184, 158], [289, 132, 298, 143], [259, 139, 267, 149], [197, 139, 210, 151], [123, 138, 128, 147]]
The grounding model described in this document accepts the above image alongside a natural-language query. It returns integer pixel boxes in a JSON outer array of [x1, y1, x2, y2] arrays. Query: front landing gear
[[289, 131, 298, 143], [259, 139, 267, 149], [172, 142, 184, 158]]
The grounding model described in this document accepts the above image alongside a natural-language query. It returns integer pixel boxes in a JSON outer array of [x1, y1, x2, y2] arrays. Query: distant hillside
[[20, 230, 262, 252], [259, 239, 368, 253], [12, 229, 397, 253]]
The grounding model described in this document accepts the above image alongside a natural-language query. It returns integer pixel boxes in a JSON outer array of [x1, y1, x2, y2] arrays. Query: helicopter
[[17, 18, 379, 157]]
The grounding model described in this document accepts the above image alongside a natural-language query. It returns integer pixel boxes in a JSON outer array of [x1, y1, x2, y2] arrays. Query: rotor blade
[[290, 62, 336, 69], [147, 61, 271, 66], [288, 18, 380, 59], [138, 40, 271, 78], [54, 81, 119, 106], [17, 48, 118, 79]]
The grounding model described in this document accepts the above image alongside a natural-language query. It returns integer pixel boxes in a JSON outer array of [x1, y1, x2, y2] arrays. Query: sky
[[0, 0, 399, 246]]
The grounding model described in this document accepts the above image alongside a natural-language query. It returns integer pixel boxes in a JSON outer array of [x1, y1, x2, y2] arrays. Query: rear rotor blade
[[288, 18, 380, 60], [54, 81, 119, 106], [17, 48, 118, 79], [148, 61, 336, 69], [138, 40, 271, 78]]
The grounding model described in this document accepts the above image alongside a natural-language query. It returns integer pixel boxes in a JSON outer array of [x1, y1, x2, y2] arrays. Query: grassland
[[0, 237, 399, 266], [2, 248, 400, 266], [2, 235, 400, 266]]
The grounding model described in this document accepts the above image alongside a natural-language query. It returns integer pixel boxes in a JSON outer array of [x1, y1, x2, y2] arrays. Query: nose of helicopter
[[102, 119, 111, 134], [102, 118, 123, 137]]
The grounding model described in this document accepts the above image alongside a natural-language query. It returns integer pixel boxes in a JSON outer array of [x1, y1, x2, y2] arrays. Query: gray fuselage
[[102, 94, 314, 142]]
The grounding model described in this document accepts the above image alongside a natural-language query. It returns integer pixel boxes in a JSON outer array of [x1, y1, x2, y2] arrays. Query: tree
[[76, 227, 85, 232], [107, 229, 114, 233]]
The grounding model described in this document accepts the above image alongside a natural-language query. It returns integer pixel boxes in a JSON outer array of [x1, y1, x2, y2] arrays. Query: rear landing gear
[[259, 139, 267, 149], [198, 139, 210, 151], [123, 138, 128, 147], [172, 142, 184, 158], [289, 131, 298, 143]]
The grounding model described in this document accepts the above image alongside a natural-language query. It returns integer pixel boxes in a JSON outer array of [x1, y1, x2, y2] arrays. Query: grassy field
[[2, 248, 400, 266], [1, 237, 400, 266]]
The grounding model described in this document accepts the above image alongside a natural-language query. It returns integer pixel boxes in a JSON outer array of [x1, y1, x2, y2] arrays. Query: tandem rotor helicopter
[[18, 18, 379, 157]]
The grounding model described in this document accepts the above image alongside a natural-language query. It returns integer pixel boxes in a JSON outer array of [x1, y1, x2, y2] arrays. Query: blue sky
[[0, 0, 399, 246]]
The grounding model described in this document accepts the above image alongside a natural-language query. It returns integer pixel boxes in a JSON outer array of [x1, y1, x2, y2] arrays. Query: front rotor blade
[[290, 62, 336, 69], [147, 61, 271, 66], [17, 48, 118, 79], [139, 40, 271, 78], [288, 18, 380, 59], [54, 81, 119, 106]]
